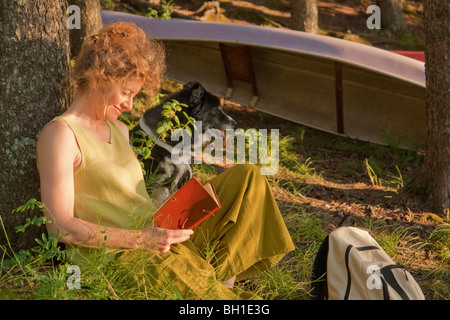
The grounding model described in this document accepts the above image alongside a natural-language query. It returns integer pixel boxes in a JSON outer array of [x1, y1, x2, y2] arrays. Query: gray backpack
[[311, 226, 425, 300]]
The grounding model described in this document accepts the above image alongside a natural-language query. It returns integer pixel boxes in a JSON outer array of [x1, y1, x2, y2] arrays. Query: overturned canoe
[[102, 10, 426, 150]]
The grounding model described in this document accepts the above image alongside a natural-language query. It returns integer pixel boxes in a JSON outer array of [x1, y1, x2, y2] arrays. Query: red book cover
[[152, 177, 221, 229]]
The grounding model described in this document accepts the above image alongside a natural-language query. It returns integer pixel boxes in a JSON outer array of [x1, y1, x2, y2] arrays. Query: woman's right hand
[[140, 225, 194, 253]]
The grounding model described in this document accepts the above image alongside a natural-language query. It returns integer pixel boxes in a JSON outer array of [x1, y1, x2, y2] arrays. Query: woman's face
[[97, 77, 143, 122]]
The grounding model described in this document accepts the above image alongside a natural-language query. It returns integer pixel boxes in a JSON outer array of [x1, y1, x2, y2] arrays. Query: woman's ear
[[90, 76, 99, 90]]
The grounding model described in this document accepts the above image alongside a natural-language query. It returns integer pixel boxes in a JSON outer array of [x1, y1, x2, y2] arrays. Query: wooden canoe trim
[[219, 43, 259, 106], [335, 62, 344, 134]]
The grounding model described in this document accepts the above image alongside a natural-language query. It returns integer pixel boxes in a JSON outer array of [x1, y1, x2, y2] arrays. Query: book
[[152, 177, 221, 229]]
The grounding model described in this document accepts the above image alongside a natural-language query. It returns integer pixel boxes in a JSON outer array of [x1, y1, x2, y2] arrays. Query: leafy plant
[[13, 199, 51, 233], [0, 198, 70, 298], [295, 157, 316, 177], [365, 157, 382, 186], [127, 99, 196, 176], [146, 0, 174, 20], [384, 165, 405, 197], [156, 99, 196, 141], [428, 223, 450, 262], [8, 198, 67, 263], [130, 130, 155, 167]]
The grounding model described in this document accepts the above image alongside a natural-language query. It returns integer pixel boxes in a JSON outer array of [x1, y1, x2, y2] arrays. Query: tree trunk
[[377, 0, 407, 33], [0, 0, 71, 250], [69, 0, 103, 58], [290, 0, 318, 34], [414, 0, 450, 213]]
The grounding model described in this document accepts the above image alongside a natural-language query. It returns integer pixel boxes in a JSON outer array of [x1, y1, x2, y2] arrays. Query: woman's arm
[[37, 121, 192, 253]]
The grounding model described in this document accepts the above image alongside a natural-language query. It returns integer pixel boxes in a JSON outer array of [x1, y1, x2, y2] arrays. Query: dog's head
[[176, 82, 236, 137]]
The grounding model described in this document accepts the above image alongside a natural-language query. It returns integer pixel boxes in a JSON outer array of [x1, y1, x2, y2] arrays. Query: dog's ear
[[189, 83, 205, 106], [183, 81, 197, 90]]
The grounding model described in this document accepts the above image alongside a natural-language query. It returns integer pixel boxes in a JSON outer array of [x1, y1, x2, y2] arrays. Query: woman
[[37, 22, 294, 299]]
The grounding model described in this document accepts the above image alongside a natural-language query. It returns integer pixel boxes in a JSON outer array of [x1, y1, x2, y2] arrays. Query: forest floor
[[115, 0, 425, 50], [106, 0, 449, 300]]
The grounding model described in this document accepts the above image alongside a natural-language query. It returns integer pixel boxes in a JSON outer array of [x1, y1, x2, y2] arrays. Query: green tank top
[[52, 116, 156, 231]]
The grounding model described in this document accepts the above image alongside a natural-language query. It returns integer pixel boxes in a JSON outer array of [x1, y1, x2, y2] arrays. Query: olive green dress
[[49, 116, 295, 300]]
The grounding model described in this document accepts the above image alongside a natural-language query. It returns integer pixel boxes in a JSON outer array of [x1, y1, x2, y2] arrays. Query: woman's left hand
[[140, 225, 194, 253]]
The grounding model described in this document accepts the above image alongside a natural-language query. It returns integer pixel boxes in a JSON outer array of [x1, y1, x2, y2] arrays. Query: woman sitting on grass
[[36, 21, 294, 299]]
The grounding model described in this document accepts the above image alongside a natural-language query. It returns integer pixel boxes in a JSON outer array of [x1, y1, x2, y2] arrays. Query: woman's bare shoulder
[[37, 119, 79, 159], [39, 119, 73, 143]]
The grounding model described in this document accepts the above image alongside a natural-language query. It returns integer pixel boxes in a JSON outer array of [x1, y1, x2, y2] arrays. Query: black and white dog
[[130, 81, 236, 205]]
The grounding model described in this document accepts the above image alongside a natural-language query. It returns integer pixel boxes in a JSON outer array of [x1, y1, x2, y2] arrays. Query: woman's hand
[[140, 225, 194, 253]]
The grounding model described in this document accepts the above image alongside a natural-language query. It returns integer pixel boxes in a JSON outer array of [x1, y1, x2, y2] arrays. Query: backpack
[[311, 226, 425, 300]]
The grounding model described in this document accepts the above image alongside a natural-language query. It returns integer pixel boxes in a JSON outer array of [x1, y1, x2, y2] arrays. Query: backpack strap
[[381, 265, 411, 300], [380, 276, 390, 299], [343, 245, 353, 300], [311, 235, 329, 300]]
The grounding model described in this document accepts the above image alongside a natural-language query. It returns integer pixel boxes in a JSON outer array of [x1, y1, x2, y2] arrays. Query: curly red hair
[[68, 22, 166, 96]]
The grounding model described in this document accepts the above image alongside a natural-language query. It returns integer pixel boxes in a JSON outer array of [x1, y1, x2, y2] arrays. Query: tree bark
[[69, 0, 103, 58], [377, 0, 407, 33], [414, 0, 450, 213], [290, 0, 318, 34], [0, 0, 71, 250]]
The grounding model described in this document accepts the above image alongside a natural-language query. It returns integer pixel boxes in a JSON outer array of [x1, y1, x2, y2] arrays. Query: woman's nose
[[122, 97, 133, 111]]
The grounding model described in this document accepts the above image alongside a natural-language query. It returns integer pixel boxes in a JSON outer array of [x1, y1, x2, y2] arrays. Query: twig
[[98, 269, 120, 300]]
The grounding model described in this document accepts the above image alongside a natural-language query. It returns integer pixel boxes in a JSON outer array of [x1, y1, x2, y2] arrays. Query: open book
[[152, 177, 221, 229]]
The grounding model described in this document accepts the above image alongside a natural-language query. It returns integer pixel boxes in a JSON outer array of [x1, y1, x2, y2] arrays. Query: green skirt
[[118, 164, 295, 299]]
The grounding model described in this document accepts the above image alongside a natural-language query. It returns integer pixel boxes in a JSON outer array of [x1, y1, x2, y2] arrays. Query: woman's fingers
[[158, 229, 193, 253], [156, 243, 171, 254], [144, 226, 193, 253], [165, 228, 194, 244]]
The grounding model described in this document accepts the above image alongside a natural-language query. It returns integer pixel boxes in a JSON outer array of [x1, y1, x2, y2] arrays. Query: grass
[[1, 86, 449, 300]]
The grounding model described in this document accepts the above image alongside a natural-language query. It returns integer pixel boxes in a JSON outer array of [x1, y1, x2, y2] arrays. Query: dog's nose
[[230, 118, 237, 127]]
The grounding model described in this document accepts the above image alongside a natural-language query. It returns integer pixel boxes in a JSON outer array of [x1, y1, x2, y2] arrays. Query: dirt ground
[[220, 100, 438, 231], [116, 0, 425, 49], [166, 0, 425, 50]]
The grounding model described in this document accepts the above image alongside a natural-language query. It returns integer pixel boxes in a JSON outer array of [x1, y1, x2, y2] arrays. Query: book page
[[204, 183, 219, 205]]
